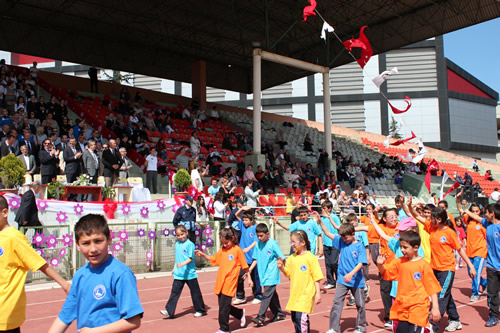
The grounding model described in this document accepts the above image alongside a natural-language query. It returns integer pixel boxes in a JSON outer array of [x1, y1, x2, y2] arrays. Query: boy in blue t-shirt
[[160, 225, 207, 318], [320, 201, 341, 290], [233, 207, 262, 305], [317, 216, 368, 333], [248, 223, 286, 326], [275, 206, 323, 255], [49, 214, 143, 333]]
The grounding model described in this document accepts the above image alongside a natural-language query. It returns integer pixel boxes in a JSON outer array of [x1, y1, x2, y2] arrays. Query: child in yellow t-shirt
[[0, 195, 70, 332], [278, 230, 323, 333]]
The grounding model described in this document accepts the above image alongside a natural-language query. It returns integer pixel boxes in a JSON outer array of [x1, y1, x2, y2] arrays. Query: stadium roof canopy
[[1, 0, 499, 93]]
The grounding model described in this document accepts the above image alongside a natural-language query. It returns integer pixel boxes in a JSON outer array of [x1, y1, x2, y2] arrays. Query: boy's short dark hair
[[255, 223, 269, 234], [399, 230, 421, 247], [75, 214, 110, 243], [321, 200, 333, 209], [296, 206, 309, 215], [424, 204, 434, 211], [345, 213, 357, 223], [339, 223, 355, 237], [487, 203, 500, 220], [175, 225, 187, 233], [242, 212, 255, 222], [0, 195, 8, 210], [438, 200, 448, 208], [394, 194, 403, 204]]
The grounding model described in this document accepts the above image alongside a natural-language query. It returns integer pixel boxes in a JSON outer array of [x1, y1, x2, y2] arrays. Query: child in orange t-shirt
[[377, 230, 441, 333], [196, 227, 248, 333], [408, 199, 476, 333], [360, 204, 380, 267]]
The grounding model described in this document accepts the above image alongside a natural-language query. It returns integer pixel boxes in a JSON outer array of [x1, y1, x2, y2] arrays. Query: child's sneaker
[[470, 295, 481, 302], [347, 297, 355, 306], [485, 317, 499, 327], [445, 320, 462, 332], [251, 298, 262, 304], [384, 320, 393, 329], [353, 327, 365, 333], [324, 284, 336, 289], [233, 297, 246, 305], [271, 314, 285, 322], [159, 309, 171, 318], [240, 309, 246, 327], [194, 312, 206, 317], [252, 316, 265, 327]]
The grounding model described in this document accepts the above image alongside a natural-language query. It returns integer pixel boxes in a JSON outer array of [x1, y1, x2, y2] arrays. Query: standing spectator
[[119, 147, 132, 179], [245, 180, 261, 208], [15, 181, 43, 233], [190, 131, 201, 158], [88, 65, 98, 93], [1, 135, 17, 157], [30, 61, 39, 82], [102, 139, 122, 187], [303, 133, 313, 152], [82, 140, 99, 185], [145, 148, 158, 194], [318, 149, 329, 176], [210, 106, 220, 121], [173, 195, 197, 242], [174, 147, 190, 170], [17, 145, 36, 181], [39, 139, 59, 184], [63, 137, 83, 184], [190, 163, 206, 192]]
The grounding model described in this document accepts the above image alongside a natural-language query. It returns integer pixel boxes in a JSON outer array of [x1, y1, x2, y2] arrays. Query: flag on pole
[[439, 171, 450, 200], [425, 159, 439, 193], [372, 67, 399, 88], [302, 0, 317, 21], [342, 26, 373, 68], [390, 131, 416, 146], [443, 181, 461, 199], [320, 21, 334, 40], [387, 96, 412, 114]]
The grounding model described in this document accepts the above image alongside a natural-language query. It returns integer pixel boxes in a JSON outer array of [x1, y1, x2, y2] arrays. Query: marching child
[[278, 230, 323, 333], [195, 226, 248, 333], [317, 213, 367, 333], [320, 201, 341, 290], [377, 231, 442, 332], [248, 223, 286, 326], [0, 195, 70, 333], [160, 225, 207, 318], [49, 214, 143, 332]]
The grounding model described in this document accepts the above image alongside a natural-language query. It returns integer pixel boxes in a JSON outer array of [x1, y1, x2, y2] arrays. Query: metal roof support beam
[[255, 49, 332, 158]]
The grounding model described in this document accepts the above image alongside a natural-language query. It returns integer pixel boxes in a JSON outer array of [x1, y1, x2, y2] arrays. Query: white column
[[253, 48, 262, 154], [323, 71, 332, 157]]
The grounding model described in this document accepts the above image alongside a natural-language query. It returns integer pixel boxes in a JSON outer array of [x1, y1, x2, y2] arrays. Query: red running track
[[23, 261, 490, 332]]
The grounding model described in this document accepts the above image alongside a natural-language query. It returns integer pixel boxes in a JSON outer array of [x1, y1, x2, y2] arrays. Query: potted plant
[[48, 181, 66, 199], [102, 186, 116, 200], [0, 153, 26, 191], [173, 168, 191, 196]]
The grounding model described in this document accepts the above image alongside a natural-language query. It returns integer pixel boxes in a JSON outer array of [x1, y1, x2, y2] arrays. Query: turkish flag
[[387, 96, 412, 114], [342, 26, 373, 68], [425, 159, 439, 193], [390, 131, 416, 146], [302, 0, 317, 21], [443, 181, 461, 199]]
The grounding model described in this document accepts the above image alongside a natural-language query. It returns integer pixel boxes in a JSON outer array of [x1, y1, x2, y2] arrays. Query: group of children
[[2, 192, 499, 333]]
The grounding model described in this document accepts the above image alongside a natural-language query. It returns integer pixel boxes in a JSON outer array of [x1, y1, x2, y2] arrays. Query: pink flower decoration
[[146, 260, 151, 267], [195, 244, 200, 250], [121, 204, 131, 215], [137, 229, 146, 237], [172, 203, 181, 213], [46, 235, 58, 248], [171, 229, 176, 236], [56, 211, 68, 224], [140, 206, 149, 218], [146, 251, 153, 260], [207, 237, 214, 246], [49, 258, 60, 267], [157, 200, 166, 211], [74, 204, 84, 215], [9, 197, 20, 210], [201, 244, 207, 252], [113, 242, 122, 252], [195, 228, 201, 238], [148, 230, 156, 239], [62, 234, 73, 247], [33, 233, 45, 247], [36, 248, 44, 256], [37, 200, 48, 211], [163, 228, 170, 237], [203, 226, 213, 236], [118, 230, 128, 242], [59, 248, 67, 257]]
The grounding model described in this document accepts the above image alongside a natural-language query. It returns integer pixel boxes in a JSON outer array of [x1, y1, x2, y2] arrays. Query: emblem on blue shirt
[[300, 265, 307, 272], [183, 249, 187, 255], [440, 236, 447, 243], [413, 272, 422, 280], [267, 249, 272, 256], [494, 232, 500, 239], [352, 251, 358, 258], [249, 232, 254, 238], [307, 228, 312, 232], [93, 285, 106, 300], [228, 254, 234, 261], [0, 246, 3, 256]]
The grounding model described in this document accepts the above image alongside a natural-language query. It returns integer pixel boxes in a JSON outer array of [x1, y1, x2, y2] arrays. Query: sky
[[444, 17, 500, 94]]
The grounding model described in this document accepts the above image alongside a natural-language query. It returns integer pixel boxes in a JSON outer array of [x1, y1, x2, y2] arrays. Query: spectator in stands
[[82, 140, 99, 185], [243, 164, 257, 183], [222, 133, 235, 152], [318, 149, 329, 176], [369, 194, 382, 208], [30, 61, 39, 82], [57, 134, 68, 152], [190, 131, 201, 158], [337, 191, 350, 211], [39, 139, 59, 184], [88, 64, 98, 93], [119, 148, 132, 179], [329, 192, 338, 209], [15, 97, 25, 113], [18, 145, 36, 180], [207, 178, 220, 199], [237, 135, 251, 152], [190, 163, 206, 192], [210, 106, 219, 121], [182, 107, 191, 121], [244, 180, 260, 208], [195, 195, 211, 222], [275, 129, 287, 150], [1, 135, 17, 157], [213, 192, 228, 224], [471, 159, 479, 172], [490, 188, 500, 201], [102, 139, 122, 186], [259, 168, 274, 194], [484, 169, 495, 181], [303, 133, 313, 152], [63, 137, 84, 188], [35, 126, 47, 147], [174, 147, 190, 170], [134, 136, 147, 156], [4, 82, 17, 113], [76, 133, 86, 152], [145, 148, 158, 194], [311, 177, 322, 195]]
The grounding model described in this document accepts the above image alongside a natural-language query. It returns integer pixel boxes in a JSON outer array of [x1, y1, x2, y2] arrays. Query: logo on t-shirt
[[413, 272, 422, 280], [249, 232, 254, 238], [266, 249, 272, 256], [394, 233, 400, 239], [307, 228, 312, 233], [352, 251, 358, 258], [300, 265, 307, 272], [228, 254, 234, 261], [93, 285, 106, 300], [494, 232, 500, 239], [440, 236, 447, 243], [182, 249, 188, 255], [476, 225, 481, 230], [0, 246, 3, 256]]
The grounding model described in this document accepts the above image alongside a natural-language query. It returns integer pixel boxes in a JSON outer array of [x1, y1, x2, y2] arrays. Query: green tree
[[389, 116, 402, 139]]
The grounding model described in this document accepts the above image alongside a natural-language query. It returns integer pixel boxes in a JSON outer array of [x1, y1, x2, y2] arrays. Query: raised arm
[[369, 215, 391, 242], [272, 216, 289, 231], [313, 212, 336, 240], [405, 196, 426, 224], [456, 190, 482, 223]]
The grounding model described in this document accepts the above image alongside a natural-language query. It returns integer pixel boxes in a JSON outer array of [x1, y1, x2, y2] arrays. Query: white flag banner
[[372, 67, 399, 88], [320, 21, 335, 40], [440, 171, 450, 200]]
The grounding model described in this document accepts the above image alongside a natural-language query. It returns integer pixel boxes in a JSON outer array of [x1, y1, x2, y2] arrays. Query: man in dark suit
[[39, 139, 59, 184], [102, 139, 122, 187], [63, 137, 83, 184], [20, 128, 37, 156], [83, 140, 99, 184], [15, 181, 43, 233], [1, 135, 17, 157]]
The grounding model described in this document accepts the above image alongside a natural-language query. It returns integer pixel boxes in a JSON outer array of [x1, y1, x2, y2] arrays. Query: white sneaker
[[445, 321, 462, 332], [240, 309, 246, 327], [194, 312, 206, 317], [324, 284, 335, 289], [251, 298, 262, 304], [353, 327, 364, 333], [233, 298, 246, 305], [159, 309, 170, 317]]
